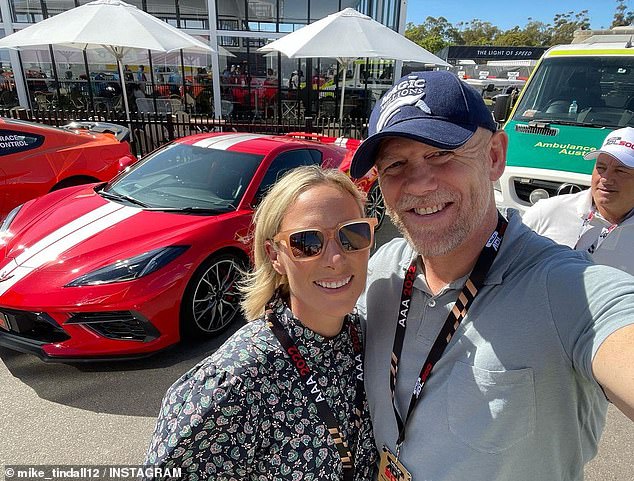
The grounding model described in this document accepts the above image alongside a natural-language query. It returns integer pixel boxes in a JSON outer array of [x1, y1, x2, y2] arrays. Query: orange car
[[0, 118, 137, 219]]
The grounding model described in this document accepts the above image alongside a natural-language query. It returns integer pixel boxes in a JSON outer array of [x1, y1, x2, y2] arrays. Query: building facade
[[0, 0, 407, 119]]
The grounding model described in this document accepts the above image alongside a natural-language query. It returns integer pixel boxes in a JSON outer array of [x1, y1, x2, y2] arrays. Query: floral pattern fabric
[[144, 297, 377, 481]]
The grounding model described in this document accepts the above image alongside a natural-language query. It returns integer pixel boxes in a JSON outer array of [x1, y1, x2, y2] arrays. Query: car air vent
[[67, 311, 159, 342], [0, 308, 70, 343], [515, 123, 559, 136]]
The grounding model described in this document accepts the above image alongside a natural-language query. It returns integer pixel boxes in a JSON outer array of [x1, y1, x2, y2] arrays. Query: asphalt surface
[[0, 219, 633, 480]]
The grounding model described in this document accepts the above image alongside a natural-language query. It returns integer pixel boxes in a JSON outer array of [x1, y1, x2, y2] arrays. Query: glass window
[[179, 0, 208, 29], [218, 17, 240, 38], [255, 149, 321, 202], [382, 0, 398, 30], [217, 0, 246, 30], [0, 29, 17, 109], [11, 0, 44, 22], [43, 0, 78, 17], [247, 0, 276, 31], [279, 0, 307, 29], [310, 0, 339, 22], [513, 56, 634, 129], [110, 142, 264, 209], [146, 0, 177, 24]]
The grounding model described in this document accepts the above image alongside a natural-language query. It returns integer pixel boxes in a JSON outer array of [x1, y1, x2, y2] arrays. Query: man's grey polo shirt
[[358, 210, 634, 481]]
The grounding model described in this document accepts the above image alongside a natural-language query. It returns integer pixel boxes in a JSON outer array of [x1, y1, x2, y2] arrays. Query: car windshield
[[104, 142, 263, 212], [512, 56, 634, 128]]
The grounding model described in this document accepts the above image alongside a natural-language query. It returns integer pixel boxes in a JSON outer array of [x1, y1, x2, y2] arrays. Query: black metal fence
[[1, 107, 368, 158]]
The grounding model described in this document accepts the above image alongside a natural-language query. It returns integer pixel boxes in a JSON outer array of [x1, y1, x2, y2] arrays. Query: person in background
[[348, 70, 634, 481], [523, 127, 634, 275], [144, 166, 378, 480]]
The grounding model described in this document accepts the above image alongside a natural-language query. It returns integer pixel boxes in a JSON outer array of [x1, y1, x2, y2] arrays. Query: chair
[[221, 100, 234, 118], [136, 97, 153, 113], [282, 99, 304, 121], [35, 93, 52, 110]]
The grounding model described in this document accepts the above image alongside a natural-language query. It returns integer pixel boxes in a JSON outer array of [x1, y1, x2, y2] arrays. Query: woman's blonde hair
[[240, 165, 365, 320]]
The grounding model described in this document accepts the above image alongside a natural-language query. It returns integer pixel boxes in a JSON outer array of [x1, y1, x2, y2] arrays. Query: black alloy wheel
[[181, 253, 247, 337], [365, 182, 386, 230]]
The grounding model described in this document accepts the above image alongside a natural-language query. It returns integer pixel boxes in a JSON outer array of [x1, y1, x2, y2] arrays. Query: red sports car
[[0, 131, 378, 360], [0, 117, 137, 220]]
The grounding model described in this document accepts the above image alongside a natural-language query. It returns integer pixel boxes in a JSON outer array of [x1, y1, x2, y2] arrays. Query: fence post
[[166, 114, 175, 141], [304, 116, 313, 134], [12, 108, 28, 120]]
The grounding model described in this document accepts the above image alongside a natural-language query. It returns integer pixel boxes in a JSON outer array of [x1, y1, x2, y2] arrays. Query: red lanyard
[[266, 301, 364, 481], [389, 213, 508, 453]]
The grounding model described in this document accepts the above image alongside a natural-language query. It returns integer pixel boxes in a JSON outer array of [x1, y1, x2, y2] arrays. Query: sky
[[405, 0, 619, 31]]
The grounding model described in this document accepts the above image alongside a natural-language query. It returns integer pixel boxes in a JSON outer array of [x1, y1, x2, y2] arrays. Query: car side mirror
[[492, 94, 512, 123]]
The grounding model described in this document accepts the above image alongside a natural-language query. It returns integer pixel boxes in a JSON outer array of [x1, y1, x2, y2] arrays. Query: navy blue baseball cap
[[350, 70, 498, 178]]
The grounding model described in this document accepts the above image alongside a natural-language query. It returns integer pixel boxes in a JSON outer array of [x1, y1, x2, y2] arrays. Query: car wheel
[[181, 253, 248, 337], [365, 182, 386, 229]]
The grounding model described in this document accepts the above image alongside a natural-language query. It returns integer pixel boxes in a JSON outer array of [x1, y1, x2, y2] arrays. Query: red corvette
[[0, 132, 379, 360], [0, 117, 137, 220]]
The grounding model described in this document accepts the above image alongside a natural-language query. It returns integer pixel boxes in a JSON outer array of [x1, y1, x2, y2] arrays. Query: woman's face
[[269, 184, 370, 335]]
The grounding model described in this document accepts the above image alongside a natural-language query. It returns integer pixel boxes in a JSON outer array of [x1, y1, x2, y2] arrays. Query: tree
[[402, 8, 594, 52], [455, 19, 501, 45], [550, 10, 590, 45], [612, 0, 634, 28], [404, 16, 460, 53]]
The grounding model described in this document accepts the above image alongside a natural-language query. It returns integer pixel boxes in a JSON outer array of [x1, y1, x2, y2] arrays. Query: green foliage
[[404, 5, 618, 51], [404, 16, 460, 53], [612, 0, 634, 28]]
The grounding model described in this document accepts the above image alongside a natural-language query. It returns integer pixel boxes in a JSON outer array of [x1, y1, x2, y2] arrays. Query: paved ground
[[0, 220, 632, 479]]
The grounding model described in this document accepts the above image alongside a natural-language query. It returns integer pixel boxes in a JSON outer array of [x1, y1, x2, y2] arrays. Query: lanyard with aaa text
[[266, 308, 364, 481], [389, 213, 508, 456]]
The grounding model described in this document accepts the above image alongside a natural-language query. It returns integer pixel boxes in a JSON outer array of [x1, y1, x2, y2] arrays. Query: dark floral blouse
[[144, 296, 378, 481]]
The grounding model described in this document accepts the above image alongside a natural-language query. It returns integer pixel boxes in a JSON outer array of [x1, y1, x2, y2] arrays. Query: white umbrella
[[259, 8, 449, 120], [0, 0, 214, 127]]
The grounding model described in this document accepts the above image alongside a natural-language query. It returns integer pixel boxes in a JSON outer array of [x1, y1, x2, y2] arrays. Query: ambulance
[[496, 33, 634, 212]]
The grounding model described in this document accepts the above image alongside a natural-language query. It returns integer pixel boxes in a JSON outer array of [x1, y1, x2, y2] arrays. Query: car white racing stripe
[[0, 204, 141, 296], [14, 202, 123, 266], [193, 133, 267, 150]]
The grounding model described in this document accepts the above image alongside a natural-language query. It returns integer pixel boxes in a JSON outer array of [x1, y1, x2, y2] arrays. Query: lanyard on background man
[[575, 209, 618, 254], [379, 213, 508, 481], [267, 306, 364, 481]]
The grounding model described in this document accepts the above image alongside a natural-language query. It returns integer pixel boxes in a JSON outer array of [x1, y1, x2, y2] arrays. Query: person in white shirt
[[523, 127, 634, 275]]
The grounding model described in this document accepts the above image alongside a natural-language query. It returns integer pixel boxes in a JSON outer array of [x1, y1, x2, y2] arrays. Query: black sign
[[438, 45, 548, 61], [0, 130, 45, 156]]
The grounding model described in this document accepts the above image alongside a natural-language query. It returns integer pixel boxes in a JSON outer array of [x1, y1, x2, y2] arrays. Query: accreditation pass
[[378, 446, 412, 481]]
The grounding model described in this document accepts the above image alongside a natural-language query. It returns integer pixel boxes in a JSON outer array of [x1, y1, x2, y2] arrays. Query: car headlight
[[65, 246, 189, 287], [0, 204, 23, 233]]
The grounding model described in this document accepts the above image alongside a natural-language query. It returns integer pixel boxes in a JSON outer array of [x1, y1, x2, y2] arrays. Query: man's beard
[[385, 187, 491, 258]]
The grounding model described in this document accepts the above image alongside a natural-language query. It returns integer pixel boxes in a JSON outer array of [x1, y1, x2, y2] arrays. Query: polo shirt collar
[[398, 209, 529, 291]]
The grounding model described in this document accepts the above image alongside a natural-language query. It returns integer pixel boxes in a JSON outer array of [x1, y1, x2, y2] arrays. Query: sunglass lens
[[339, 222, 372, 251], [289, 230, 324, 258]]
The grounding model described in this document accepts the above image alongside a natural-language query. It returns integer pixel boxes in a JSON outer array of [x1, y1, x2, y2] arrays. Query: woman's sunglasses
[[273, 217, 378, 261]]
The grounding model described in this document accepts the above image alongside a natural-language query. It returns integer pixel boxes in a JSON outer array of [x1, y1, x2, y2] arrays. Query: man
[[350, 70, 634, 481], [523, 127, 634, 275]]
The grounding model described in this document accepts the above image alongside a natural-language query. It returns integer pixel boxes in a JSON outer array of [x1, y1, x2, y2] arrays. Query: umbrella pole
[[339, 59, 347, 123], [116, 57, 133, 135]]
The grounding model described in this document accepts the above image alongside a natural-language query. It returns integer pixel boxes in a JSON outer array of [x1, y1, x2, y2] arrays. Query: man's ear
[[488, 130, 508, 182], [265, 240, 286, 276]]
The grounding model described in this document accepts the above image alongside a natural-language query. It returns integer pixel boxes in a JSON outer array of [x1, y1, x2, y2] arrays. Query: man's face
[[591, 153, 634, 224], [375, 129, 505, 257]]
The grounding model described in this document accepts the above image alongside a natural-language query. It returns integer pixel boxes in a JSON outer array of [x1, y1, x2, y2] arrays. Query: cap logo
[[605, 135, 634, 151], [376, 76, 431, 133]]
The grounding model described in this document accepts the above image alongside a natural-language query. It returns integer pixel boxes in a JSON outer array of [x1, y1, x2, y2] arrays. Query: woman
[[145, 166, 378, 480]]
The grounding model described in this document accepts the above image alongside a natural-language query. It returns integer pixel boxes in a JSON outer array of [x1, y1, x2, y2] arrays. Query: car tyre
[[181, 253, 248, 338], [365, 182, 386, 230]]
